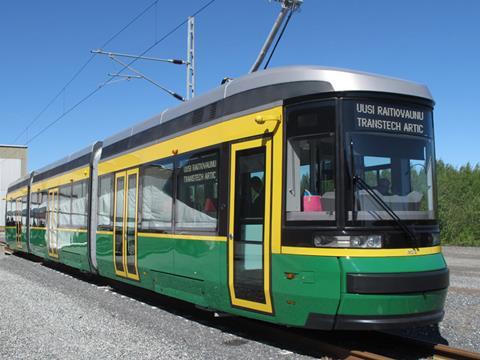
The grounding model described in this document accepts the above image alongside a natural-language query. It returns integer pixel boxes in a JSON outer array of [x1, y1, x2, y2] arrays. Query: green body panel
[[56, 230, 90, 271], [8, 225, 448, 326], [29, 228, 47, 258], [338, 289, 447, 316], [5, 227, 27, 252], [96, 235, 231, 310], [337, 253, 448, 316], [5, 227, 16, 248], [269, 254, 341, 326], [339, 253, 447, 278]]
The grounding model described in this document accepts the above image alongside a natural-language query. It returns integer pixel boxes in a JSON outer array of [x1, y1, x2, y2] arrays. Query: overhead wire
[[11, 0, 160, 144], [24, 0, 218, 147]]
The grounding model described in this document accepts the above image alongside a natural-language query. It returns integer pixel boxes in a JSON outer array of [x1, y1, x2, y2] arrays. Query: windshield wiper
[[353, 175, 420, 249]]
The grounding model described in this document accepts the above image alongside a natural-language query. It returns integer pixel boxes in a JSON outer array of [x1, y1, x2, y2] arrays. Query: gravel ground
[[0, 245, 478, 359], [439, 246, 480, 352], [0, 249, 310, 360]]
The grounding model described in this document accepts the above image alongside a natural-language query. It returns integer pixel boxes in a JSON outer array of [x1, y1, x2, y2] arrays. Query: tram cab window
[[139, 160, 174, 232], [175, 151, 219, 231], [98, 175, 114, 230], [286, 102, 336, 221]]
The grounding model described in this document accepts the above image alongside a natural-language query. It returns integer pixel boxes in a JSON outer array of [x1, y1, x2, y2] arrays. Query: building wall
[[0, 146, 28, 228]]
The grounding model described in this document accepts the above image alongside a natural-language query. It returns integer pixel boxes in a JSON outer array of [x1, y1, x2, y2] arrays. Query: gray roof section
[[0, 144, 28, 149], [34, 144, 93, 176], [26, 66, 432, 178], [8, 173, 30, 189], [103, 66, 432, 148]]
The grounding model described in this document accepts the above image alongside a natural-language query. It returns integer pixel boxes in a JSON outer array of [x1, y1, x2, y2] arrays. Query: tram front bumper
[[306, 253, 449, 330]]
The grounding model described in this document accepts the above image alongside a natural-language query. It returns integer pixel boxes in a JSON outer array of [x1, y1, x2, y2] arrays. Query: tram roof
[[8, 66, 433, 192], [102, 65, 433, 148]]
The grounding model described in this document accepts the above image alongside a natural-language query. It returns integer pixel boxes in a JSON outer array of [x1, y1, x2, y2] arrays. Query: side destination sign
[[354, 102, 429, 136]]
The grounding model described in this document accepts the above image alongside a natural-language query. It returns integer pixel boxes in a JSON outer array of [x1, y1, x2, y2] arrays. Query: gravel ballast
[[0, 245, 478, 358], [0, 251, 309, 360]]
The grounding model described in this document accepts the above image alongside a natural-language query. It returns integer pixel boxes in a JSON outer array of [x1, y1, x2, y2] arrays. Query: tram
[[5, 66, 449, 330]]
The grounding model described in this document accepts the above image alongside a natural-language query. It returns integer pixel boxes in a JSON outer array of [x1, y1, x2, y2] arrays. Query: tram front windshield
[[345, 100, 436, 222]]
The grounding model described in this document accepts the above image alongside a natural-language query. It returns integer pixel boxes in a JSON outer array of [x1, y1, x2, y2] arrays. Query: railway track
[[228, 316, 480, 359]]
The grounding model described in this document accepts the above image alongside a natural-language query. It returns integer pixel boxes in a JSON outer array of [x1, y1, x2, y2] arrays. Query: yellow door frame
[[228, 137, 273, 314], [15, 198, 22, 249], [47, 189, 59, 258], [113, 169, 140, 280]]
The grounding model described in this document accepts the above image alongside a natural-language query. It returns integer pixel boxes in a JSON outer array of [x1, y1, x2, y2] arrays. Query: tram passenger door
[[47, 189, 59, 258], [15, 198, 22, 249], [228, 138, 273, 314], [113, 169, 139, 280]]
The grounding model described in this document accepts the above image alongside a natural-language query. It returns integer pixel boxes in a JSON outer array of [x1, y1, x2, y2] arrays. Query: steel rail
[[380, 333, 480, 360]]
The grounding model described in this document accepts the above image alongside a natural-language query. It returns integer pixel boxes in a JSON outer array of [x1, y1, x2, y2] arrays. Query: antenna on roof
[[249, 0, 302, 73]]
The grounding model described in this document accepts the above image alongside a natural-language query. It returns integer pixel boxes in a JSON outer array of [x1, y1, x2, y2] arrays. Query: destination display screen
[[345, 100, 433, 137]]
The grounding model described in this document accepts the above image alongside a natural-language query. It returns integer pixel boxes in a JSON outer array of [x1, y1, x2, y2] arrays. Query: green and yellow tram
[[5, 66, 449, 330]]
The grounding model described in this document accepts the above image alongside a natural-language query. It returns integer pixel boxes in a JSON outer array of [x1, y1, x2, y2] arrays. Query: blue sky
[[1, 0, 479, 170]]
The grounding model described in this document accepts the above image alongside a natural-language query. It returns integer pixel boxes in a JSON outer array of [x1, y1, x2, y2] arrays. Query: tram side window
[[30, 193, 39, 226], [175, 151, 219, 231], [286, 102, 336, 221], [38, 191, 47, 227], [139, 160, 174, 232], [59, 184, 72, 227], [72, 181, 88, 228], [98, 175, 114, 230], [21, 196, 28, 227], [6, 200, 14, 226]]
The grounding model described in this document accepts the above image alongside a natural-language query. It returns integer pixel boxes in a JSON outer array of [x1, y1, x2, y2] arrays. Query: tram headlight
[[313, 235, 383, 248]]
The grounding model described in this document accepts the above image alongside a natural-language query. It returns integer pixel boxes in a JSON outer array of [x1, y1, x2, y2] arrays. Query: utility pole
[[250, 0, 303, 73], [186, 16, 195, 100], [92, 17, 196, 102]]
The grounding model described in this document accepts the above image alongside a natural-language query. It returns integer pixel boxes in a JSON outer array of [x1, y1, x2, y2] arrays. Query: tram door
[[47, 189, 59, 258], [113, 169, 139, 280], [228, 138, 273, 314], [15, 198, 22, 248]]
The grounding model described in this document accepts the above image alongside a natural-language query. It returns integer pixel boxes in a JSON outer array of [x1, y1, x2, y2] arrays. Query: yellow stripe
[[7, 187, 28, 199], [138, 232, 227, 242], [57, 228, 88, 233], [98, 106, 283, 175], [271, 115, 283, 254], [32, 167, 90, 192], [96, 230, 113, 235], [4, 226, 16, 230], [281, 245, 442, 257], [31, 227, 46, 231]]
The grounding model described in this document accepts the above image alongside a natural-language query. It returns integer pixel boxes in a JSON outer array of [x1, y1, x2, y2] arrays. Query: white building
[[0, 145, 28, 232]]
